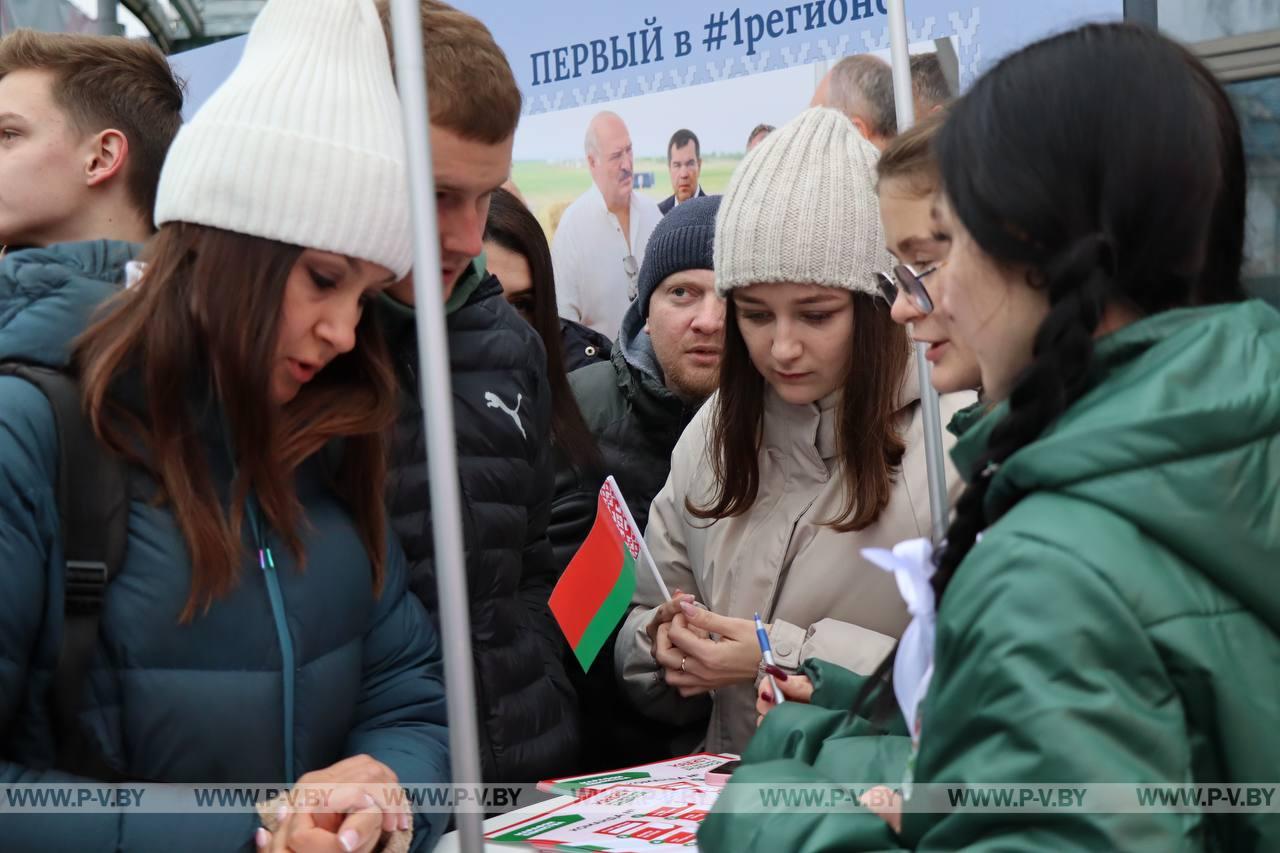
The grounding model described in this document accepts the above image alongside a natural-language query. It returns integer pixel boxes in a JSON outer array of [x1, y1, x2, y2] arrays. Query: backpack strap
[[0, 362, 129, 779]]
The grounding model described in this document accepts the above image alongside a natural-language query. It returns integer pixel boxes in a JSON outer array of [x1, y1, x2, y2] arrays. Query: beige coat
[[615, 373, 974, 754]]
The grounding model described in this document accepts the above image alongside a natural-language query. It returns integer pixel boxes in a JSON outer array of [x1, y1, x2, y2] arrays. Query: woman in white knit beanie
[[0, 1, 450, 851], [614, 107, 975, 755]]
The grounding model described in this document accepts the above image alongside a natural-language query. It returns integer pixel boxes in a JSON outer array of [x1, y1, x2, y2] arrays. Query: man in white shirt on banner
[[552, 110, 662, 338]]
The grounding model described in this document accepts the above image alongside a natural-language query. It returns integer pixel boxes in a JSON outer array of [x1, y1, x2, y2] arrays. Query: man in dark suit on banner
[[658, 128, 706, 215]]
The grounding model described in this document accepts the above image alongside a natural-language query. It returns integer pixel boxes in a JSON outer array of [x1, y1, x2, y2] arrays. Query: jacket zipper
[[250, 502, 296, 783], [223, 421, 297, 783]]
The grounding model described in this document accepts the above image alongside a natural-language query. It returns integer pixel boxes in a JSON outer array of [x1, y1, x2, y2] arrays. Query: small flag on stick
[[550, 476, 670, 670]]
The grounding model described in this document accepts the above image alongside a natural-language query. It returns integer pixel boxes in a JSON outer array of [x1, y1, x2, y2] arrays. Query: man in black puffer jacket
[[374, 0, 579, 782], [550, 196, 724, 771], [379, 260, 579, 782]]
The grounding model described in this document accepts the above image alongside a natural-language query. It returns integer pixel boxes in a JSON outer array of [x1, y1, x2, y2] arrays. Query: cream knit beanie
[[154, 0, 412, 277], [715, 106, 891, 297]]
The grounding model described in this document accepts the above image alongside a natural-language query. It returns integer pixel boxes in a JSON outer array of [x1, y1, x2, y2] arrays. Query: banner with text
[[450, 0, 1123, 116]]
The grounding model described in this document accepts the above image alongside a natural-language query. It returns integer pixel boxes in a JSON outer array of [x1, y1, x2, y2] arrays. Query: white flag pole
[[605, 475, 672, 601], [388, 1, 484, 850], [888, 0, 951, 544]]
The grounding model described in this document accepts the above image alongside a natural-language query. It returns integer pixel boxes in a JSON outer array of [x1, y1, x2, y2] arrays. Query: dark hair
[[746, 123, 775, 148], [375, 0, 521, 143], [909, 52, 952, 112], [75, 224, 397, 622], [668, 128, 701, 162], [690, 291, 910, 531], [1188, 57, 1247, 305], [931, 23, 1239, 598], [0, 28, 184, 224], [484, 188, 601, 472], [851, 22, 1244, 723]]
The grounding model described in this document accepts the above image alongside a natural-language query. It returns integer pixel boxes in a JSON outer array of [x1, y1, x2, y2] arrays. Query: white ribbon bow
[[860, 537, 937, 737]]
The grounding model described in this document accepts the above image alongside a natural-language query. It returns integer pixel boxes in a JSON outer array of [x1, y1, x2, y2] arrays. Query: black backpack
[[0, 362, 129, 779]]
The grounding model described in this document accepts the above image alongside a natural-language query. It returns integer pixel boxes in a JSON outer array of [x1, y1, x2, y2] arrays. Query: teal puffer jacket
[[701, 301, 1280, 852], [0, 242, 451, 851]]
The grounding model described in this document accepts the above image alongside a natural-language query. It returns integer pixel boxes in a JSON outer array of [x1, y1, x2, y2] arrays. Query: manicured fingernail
[[762, 690, 774, 704], [255, 827, 270, 848], [339, 829, 361, 852], [765, 664, 789, 681], [400, 812, 413, 830], [679, 601, 697, 617], [276, 804, 290, 823]]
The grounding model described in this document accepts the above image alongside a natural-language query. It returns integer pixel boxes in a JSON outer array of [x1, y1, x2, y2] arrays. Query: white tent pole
[[388, 1, 484, 850], [887, 0, 950, 544]]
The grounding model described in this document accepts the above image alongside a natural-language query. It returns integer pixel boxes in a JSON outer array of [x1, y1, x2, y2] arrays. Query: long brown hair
[[74, 224, 398, 621], [689, 290, 910, 531]]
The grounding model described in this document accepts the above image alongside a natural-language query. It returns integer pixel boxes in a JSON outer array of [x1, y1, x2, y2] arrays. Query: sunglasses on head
[[623, 253, 639, 300], [873, 261, 944, 314]]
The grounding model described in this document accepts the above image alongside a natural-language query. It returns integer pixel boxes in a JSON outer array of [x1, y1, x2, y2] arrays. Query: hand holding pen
[[754, 612, 785, 705]]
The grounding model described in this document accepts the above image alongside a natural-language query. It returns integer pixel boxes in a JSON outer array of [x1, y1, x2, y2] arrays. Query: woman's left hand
[[662, 601, 763, 694]]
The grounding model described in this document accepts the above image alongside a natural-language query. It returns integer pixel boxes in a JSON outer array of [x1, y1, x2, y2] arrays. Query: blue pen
[[754, 612, 785, 705]]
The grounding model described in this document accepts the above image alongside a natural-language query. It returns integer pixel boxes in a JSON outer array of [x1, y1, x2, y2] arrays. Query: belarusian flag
[[550, 476, 642, 671]]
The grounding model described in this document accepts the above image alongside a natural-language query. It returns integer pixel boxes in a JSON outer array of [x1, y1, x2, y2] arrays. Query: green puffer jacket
[[0, 242, 451, 852], [701, 301, 1280, 852]]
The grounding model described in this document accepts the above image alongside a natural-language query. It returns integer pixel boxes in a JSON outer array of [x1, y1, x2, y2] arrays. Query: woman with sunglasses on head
[[0, 2, 450, 851], [875, 113, 983, 397], [701, 23, 1278, 852], [614, 107, 975, 758]]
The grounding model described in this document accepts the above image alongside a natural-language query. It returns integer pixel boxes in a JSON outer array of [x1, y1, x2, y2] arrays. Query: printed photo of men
[[658, 128, 706, 215]]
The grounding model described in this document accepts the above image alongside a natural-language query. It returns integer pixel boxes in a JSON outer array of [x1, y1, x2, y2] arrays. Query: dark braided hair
[[930, 239, 1110, 594], [849, 23, 1242, 723]]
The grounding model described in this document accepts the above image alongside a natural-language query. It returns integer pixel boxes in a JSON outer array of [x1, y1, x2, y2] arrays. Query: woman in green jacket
[[701, 22, 1278, 852]]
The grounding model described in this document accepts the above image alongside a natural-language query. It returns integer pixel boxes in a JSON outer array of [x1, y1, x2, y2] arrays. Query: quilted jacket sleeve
[[698, 658, 911, 853], [343, 533, 451, 851], [898, 531, 1208, 852], [0, 378, 267, 852], [548, 447, 598, 573]]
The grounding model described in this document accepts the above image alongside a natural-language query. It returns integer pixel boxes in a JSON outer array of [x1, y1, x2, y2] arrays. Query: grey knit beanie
[[636, 194, 721, 321], [714, 107, 891, 297]]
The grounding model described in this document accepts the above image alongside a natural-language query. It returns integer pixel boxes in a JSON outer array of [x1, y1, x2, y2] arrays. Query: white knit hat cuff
[[156, 121, 411, 278]]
